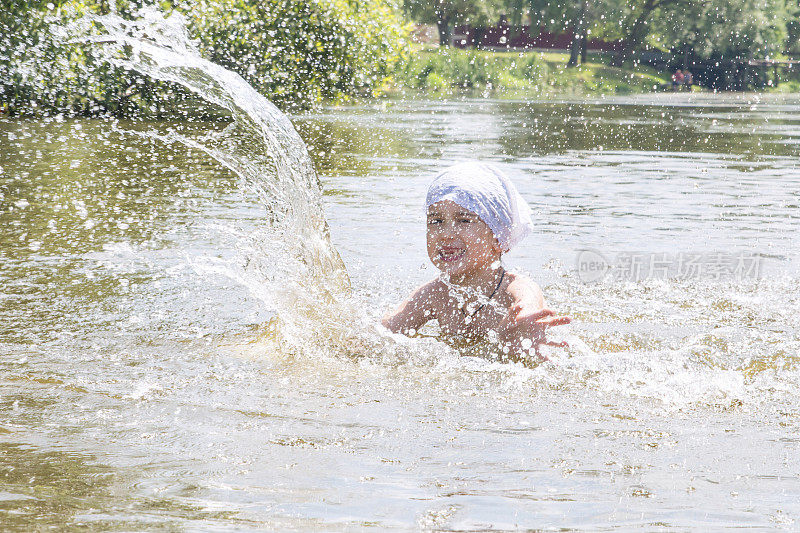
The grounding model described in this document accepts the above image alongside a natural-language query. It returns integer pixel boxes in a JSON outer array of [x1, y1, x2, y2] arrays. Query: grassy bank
[[394, 46, 671, 98], [769, 80, 800, 93]]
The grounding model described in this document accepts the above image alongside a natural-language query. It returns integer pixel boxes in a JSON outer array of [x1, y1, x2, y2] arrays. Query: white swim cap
[[425, 161, 533, 252]]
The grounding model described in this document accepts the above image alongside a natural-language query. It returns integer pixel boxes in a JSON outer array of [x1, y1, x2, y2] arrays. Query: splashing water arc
[[68, 8, 350, 337]]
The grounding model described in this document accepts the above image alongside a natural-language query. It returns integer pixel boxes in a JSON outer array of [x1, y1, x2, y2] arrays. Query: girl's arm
[[381, 281, 441, 335], [500, 276, 570, 358]]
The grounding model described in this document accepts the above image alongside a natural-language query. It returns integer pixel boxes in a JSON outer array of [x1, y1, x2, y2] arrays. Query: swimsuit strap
[[465, 268, 505, 317]]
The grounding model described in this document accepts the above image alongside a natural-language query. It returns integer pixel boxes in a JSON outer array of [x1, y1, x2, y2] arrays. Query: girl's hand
[[500, 304, 571, 358]]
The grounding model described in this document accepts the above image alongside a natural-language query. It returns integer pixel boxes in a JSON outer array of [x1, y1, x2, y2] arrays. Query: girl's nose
[[440, 225, 463, 242], [439, 220, 457, 235]]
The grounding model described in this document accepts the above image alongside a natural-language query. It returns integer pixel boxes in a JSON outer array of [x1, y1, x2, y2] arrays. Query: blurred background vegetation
[[1, 0, 799, 116], [0, 0, 408, 116]]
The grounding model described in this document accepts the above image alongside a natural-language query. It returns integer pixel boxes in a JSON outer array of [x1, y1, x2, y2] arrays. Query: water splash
[[41, 8, 800, 412], [59, 8, 353, 351]]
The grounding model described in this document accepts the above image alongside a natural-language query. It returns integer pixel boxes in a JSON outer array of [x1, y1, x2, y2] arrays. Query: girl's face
[[426, 200, 502, 279]]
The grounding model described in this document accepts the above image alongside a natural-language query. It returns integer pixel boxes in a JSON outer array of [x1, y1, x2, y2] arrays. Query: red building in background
[[452, 20, 624, 52]]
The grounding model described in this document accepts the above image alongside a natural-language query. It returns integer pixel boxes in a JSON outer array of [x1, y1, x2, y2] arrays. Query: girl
[[382, 162, 570, 362]]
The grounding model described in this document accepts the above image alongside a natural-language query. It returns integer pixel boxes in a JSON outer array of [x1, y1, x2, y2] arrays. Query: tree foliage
[[655, 0, 789, 60], [0, 0, 410, 115], [184, 0, 409, 110], [526, 0, 798, 82], [403, 0, 504, 45], [0, 0, 152, 116]]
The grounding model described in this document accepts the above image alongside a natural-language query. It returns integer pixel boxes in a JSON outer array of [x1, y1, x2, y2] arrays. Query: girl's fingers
[[500, 305, 520, 328], [505, 304, 535, 326], [509, 309, 570, 335], [536, 315, 571, 327], [519, 308, 555, 321], [543, 340, 569, 348], [505, 303, 522, 321]]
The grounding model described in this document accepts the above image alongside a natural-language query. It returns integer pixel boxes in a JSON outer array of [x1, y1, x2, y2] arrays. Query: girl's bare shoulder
[[502, 271, 544, 307], [382, 277, 449, 333], [414, 276, 450, 303]]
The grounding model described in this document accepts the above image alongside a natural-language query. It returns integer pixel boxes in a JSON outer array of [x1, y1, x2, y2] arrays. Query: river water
[[2, 88, 800, 529]]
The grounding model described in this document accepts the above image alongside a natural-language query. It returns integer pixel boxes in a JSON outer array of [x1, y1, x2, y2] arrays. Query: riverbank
[[392, 46, 673, 98]]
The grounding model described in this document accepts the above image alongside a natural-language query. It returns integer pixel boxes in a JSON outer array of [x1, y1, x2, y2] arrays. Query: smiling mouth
[[438, 248, 466, 263]]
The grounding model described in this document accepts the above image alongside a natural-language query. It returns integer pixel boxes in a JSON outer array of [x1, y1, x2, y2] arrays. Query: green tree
[[183, 0, 410, 110], [403, 0, 504, 46], [0, 0, 410, 115], [609, 0, 792, 69], [503, 0, 529, 25], [528, 0, 622, 67], [787, 0, 800, 54], [608, 0, 699, 67], [0, 0, 153, 115], [526, 0, 584, 65], [567, 0, 588, 66]]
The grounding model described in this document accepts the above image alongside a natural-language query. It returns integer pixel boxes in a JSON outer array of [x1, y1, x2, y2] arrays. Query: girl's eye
[[427, 218, 442, 225]]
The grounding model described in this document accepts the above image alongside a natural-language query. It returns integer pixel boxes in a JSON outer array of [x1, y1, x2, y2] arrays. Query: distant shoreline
[[388, 47, 799, 99]]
